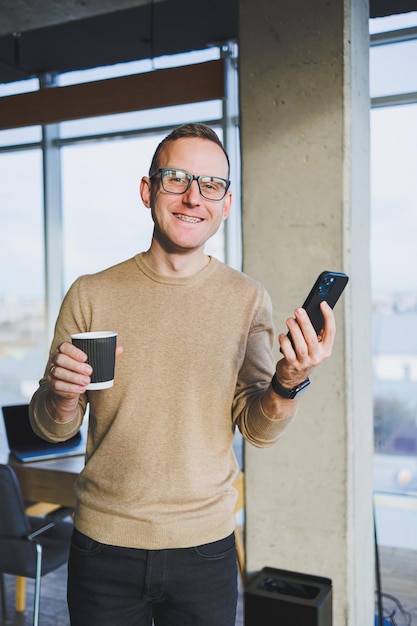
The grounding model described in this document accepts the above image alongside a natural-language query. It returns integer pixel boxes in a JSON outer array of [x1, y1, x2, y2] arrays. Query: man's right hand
[[45, 341, 92, 422], [45, 341, 123, 423], [47, 341, 93, 400]]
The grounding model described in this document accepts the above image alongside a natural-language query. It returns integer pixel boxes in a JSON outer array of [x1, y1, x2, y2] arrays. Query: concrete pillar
[[239, 0, 374, 623]]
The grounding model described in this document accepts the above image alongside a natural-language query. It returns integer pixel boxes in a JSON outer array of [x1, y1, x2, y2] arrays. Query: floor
[[1, 567, 70, 626], [377, 545, 417, 625], [0, 546, 415, 625]]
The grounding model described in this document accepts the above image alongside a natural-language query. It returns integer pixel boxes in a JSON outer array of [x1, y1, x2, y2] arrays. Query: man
[[29, 123, 336, 626]]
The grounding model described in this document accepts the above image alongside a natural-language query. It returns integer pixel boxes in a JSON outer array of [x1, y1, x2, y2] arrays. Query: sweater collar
[[134, 252, 220, 285]]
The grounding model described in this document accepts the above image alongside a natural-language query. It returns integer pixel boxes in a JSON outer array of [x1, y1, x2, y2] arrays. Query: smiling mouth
[[174, 213, 203, 223]]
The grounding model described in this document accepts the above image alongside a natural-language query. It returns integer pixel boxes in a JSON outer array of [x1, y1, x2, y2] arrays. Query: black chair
[[0, 464, 74, 626]]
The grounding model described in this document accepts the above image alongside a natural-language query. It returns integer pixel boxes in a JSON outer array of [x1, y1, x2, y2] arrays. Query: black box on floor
[[245, 567, 332, 625]]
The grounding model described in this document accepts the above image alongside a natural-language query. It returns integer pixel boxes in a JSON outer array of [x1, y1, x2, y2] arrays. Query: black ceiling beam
[[370, 0, 417, 17], [0, 0, 238, 84]]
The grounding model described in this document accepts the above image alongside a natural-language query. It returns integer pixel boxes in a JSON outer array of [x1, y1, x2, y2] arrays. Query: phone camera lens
[[319, 275, 334, 296]]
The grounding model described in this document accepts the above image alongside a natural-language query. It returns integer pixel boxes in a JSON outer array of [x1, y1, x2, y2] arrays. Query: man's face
[[141, 137, 232, 255]]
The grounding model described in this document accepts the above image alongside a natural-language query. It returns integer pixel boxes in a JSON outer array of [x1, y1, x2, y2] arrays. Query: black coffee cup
[[71, 331, 117, 390]]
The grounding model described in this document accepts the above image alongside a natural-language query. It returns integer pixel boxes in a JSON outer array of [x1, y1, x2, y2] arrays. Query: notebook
[[2, 403, 85, 463]]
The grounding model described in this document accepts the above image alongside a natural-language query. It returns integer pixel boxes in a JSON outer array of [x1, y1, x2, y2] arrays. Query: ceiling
[[0, 0, 416, 84], [0, 0, 238, 84]]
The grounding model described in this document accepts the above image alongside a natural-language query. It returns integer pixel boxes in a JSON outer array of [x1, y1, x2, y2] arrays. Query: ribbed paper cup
[[71, 331, 117, 390]]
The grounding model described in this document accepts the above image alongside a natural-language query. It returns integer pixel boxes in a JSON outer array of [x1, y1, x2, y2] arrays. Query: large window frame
[[0, 43, 241, 345], [370, 17, 417, 551]]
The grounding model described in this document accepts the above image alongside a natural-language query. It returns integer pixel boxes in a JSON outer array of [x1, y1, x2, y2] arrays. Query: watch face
[[292, 379, 311, 397]]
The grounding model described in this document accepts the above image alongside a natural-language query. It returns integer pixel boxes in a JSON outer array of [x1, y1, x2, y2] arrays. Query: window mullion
[[41, 76, 64, 346], [222, 42, 242, 272]]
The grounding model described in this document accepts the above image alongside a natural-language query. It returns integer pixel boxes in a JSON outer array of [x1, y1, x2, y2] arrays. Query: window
[[0, 44, 240, 412], [0, 148, 45, 405], [371, 12, 417, 552]]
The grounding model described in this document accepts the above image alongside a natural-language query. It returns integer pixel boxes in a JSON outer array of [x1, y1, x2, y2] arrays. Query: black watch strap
[[271, 373, 310, 399]]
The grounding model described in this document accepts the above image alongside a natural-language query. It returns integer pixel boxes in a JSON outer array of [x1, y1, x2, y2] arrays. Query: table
[[0, 419, 86, 507], [4, 453, 84, 508]]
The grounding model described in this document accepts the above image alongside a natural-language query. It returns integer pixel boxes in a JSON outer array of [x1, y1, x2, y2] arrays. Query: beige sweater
[[30, 254, 294, 549]]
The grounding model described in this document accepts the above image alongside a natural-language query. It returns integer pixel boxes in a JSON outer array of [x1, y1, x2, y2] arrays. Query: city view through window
[[0, 148, 44, 404], [370, 11, 417, 554]]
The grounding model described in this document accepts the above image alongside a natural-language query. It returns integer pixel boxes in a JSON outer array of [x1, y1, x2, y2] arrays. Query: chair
[[16, 501, 69, 613], [0, 464, 74, 626]]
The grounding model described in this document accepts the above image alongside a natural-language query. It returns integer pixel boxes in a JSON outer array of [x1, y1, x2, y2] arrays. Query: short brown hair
[[148, 123, 230, 177]]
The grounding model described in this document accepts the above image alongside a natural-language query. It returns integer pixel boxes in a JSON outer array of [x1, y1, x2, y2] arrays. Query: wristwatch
[[271, 373, 310, 399]]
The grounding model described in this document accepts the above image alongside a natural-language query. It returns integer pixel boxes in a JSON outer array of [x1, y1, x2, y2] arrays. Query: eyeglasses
[[150, 168, 230, 201]]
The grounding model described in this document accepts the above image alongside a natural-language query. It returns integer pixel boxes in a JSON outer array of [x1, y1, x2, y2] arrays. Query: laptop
[[2, 403, 86, 463]]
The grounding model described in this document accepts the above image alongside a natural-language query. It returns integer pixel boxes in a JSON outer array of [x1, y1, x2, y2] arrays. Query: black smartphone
[[288, 271, 349, 345]]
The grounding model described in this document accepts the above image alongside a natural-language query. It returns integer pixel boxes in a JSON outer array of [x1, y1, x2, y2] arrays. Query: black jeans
[[67, 528, 238, 626]]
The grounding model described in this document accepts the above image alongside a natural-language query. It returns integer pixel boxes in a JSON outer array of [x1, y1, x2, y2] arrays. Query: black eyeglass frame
[[149, 168, 231, 201]]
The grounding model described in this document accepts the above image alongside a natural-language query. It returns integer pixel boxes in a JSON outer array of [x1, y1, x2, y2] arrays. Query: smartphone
[[288, 271, 349, 345]]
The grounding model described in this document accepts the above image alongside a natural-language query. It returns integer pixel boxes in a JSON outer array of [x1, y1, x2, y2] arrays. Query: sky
[[370, 103, 417, 292]]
